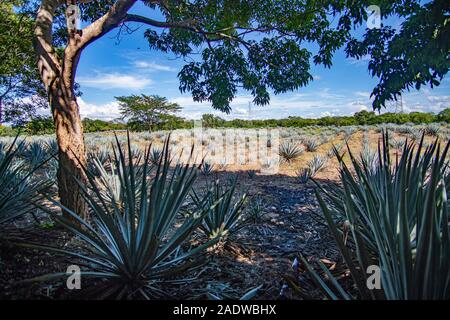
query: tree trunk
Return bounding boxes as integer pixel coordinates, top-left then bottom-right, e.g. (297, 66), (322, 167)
(0, 98), (3, 125)
(34, 0), (137, 219)
(50, 80), (88, 220)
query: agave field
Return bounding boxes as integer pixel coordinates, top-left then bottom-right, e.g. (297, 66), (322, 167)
(0, 123), (449, 300)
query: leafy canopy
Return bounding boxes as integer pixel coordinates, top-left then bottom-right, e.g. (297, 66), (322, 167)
(0, 0), (46, 123)
(116, 94), (181, 130)
(345, 0), (450, 109)
(10, 0), (450, 114)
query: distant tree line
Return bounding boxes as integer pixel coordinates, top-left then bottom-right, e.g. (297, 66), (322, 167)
(200, 109), (450, 129)
(1, 108), (449, 136)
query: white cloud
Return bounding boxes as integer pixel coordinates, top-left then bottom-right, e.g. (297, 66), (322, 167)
(170, 92), (368, 120)
(78, 98), (121, 120)
(359, 105), (369, 111)
(235, 107), (249, 115)
(353, 91), (371, 99)
(77, 73), (153, 90)
(347, 55), (371, 65)
(66, 86), (450, 122)
(134, 61), (177, 72)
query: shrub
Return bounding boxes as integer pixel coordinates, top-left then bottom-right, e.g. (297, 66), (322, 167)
(296, 155), (327, 184)
(192, 178), (248, 241)
(24, 116), (55, 135)
(200, 161), (214, 176)
(0, 136), (50, 227)
(300, 132), (450, 300)
(247, 195), (267, 223)
(279, 142), (304, 162)
(304, 138), (319, 152)
(21, 141), (48, 169)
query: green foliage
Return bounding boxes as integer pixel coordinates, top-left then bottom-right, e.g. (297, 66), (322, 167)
(23, 116), (55, 135)
(193, 178), (248, 241)
(304, 138), (319, 152)
(201, 114), (225, 128)
(279, 142), (304, 163)
(354, 111), (377, 125)
(437, 108), (450, 123)
(302, 132), (450, 299)
(0, 125), (19, 137)
(346, 0), (450, 109)
(0, 0), (46, 124)
(82, 118), (126, 133)
(39, 220), (55, 229)
(1, 109), (448, 136)
(22, 134), (220, 298)
(5, 0), (449, 124)
(0, 136), (50, 227)
(116, 95), (181, 132)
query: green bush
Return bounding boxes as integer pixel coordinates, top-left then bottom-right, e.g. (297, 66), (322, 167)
(24, 116), (55, 135)
(0, 125), (19, 136)
(82, 118), (126, 132)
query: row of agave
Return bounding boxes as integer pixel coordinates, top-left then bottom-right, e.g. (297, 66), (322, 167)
(0, 137), (53, 227)
(278, 137), (324, 163)
(291, 132), (450, 299)
(1, 133), (256, 299)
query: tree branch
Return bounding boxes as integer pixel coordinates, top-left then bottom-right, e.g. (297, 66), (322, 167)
(124, 14), (196, 30)
(63, 0), (138, 88)
(78, 0), (138, 50)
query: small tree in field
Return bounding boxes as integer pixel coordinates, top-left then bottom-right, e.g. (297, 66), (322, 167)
(116, 94), (181, 132)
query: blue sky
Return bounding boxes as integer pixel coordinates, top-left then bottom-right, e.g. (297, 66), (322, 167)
(71, 2), (450, 121)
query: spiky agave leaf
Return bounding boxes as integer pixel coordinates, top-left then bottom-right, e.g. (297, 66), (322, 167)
(279, 142), (304, 163)
(150, 147), (162, 165)
(302, 131), (450, 300)
(308, 155), (328, 176)
(192, 178), (248, 241)
(304, 138), (319, 152)
(20, 133), (220, 299)
(200, 161), (214, 176)
(21, 141), (48, 169)
(0, 136), (51, 226)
